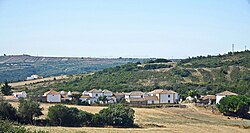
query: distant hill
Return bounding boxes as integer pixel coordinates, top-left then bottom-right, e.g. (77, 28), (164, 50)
(0, 54), (145, 82)
(28, 51), (250, 97)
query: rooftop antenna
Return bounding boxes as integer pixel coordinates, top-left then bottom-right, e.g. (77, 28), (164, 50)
(245, 45), (247, 51)
(232, 44), (234, 55)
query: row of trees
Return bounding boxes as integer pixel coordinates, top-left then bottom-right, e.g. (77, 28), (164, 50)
(0, 99), (136, 128)
(48, 104), (135, 127)
(0, 99), (43, 124)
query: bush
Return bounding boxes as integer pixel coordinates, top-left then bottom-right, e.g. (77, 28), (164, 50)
(217, 95), (250, 117)
(0, 101), (17, 121)
(48, 105), (93, 127)
(97, 104), (135, 127)
(0, 120), (47, 133)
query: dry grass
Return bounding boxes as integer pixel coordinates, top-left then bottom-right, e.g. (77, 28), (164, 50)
(10, 102), (250, 133)
(9, 75), (68, 87)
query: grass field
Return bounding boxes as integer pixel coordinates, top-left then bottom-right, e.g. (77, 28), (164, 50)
(10, 102), (250, 133)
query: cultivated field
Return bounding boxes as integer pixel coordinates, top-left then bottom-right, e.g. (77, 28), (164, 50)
(10, 102), (250, 133)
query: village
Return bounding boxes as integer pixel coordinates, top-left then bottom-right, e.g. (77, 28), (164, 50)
(2, 88), (238, 107)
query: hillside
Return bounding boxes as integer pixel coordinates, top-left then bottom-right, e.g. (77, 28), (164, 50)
(14, 51), (250, 97)
(0, 54), (145, 82)
(15, 51), (250, 98)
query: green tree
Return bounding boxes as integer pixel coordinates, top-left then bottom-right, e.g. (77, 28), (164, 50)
(98, 96), (107, 104)
(47, 105), (93, 127)
(217, 95), (250, 117)
(98, 104), (135, 127)
(0, 81), (12, 96)
(0, 101), (17, 121)
(188, 90), (200, 99)
(18, 98), (43, 124)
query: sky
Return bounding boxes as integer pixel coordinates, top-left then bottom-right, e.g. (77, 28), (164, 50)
(0, 0), (250, 59)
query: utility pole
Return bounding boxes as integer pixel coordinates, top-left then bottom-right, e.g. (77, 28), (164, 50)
(232, 44), (235, 55)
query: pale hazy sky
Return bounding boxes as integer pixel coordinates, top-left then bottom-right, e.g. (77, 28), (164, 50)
(0, 0), (250, 58)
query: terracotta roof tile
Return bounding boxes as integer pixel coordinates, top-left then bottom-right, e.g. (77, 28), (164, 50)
(216, 91), (238, 96)
(149, 89), (177, 94)
(44, 89), (60, 96)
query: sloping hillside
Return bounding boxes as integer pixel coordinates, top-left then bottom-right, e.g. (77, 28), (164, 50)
(0, 55), (145, 82)
(19, 51), (250, 97)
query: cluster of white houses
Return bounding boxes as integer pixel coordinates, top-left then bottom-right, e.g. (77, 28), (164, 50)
(6, 89), (239, 106)
(42, 89), (179, 105)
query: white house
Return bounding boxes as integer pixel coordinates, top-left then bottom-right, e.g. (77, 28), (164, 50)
(43, 89), (61, 103)
(80, 89), (116, 104)
(13, 91), (27, 98)
(216, 91), (238, 104)
(125, 91), (144, 99)
(125, 91), (161, 105)
(144, 96), (159, 104)
(87, 89), (103, 98)
(149, 89), (178, 104)
(102, 89), (113, 97)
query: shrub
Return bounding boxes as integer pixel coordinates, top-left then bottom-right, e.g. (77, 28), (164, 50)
(0, 120), (47, 133)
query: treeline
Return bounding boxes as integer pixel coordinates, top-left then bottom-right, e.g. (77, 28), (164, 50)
(146, 58), (172, 63)
(0, 99), (136, 128)
(144, 64), (172, 70)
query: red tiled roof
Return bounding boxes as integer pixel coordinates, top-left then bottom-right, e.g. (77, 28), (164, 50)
(44, 89), (60, 96)
(144, 96), (158, 100)
(149, 89), (177, 94)
(202, 95), (216, 100)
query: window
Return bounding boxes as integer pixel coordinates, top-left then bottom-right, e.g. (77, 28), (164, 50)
(168, 100), (170, 103)
(152, 101), (154, 104)
(168, 95), (170, 98)
(96, 94), (98, 97)
(141, 95), (143, 98)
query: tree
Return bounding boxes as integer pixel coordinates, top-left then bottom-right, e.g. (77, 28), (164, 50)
(48, 105), (93, 127)
(98, 104), (135, 127)
(98, 96), (107, 104)
(217, 95), (250, 117)
(1, 81), (12, 96)
(18, 98), (43, 124)
(0, 101), (17, 121)
(188, 90), (200, 99)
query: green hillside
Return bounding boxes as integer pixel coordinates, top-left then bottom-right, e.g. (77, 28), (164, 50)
(20, 51), (250, 98)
